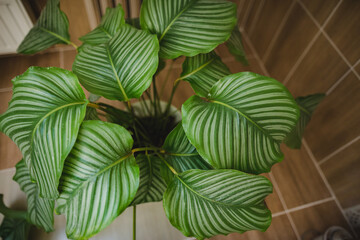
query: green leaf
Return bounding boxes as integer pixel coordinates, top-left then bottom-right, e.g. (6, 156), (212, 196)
(140, 0), (237, 59)
(0, 67), (88, 199)
(161, 122), (212, 183)
(126, 18), (141, 29)
(56, 121), (139, 240)
(84, 107), (100, 121)
(17, 0), (70, 54)
(226, 27), (248, 65)
(99, 103), (133, 128)
(73, 24), (159, 101)
(182, 72), (300, 174)
(132, 154), (167, 205)
(0, 195), (27, 220)
(80, 4), (125, 46)
(0, 218), (31, 240)
(179, 51), (231, 97)
(284, 93), (325, 149)
(13, 160), (54, 232)
(163, 169), (272, 239)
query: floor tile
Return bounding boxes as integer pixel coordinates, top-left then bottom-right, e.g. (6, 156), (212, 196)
(305, 72), (360, 160)
(321, 138), (360, 208)
(63, 49), (77, 71)
(264, 3), (318, 82)
(225, 57), (265, 76)
(285, 33), (348, 97)
(271, 145), (331, 209)
(324, 0), (360, 65)
(262, 173), (284, 214)
(291, 200), (351, 240)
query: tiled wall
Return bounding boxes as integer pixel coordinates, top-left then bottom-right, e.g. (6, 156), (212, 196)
(0, 0), (359, 239)
(235, 0), (360, 239)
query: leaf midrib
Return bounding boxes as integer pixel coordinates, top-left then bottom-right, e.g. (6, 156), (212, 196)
(59, 153), (133, 208)
(31, 101), (87, 143)
(106, 45), (129, 101)
(180, 58), (215, 81)
(175, 174), (248, 208)
(210, 100), (275, 141)
(298, 104), (311, 117)
(159, 0), (197, 42)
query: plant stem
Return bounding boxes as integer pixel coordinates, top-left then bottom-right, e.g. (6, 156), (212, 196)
(164, 81), (180, 116)
(87, 102), (100, 109)
(133, 205), (136, 240)
(156, 153), (178, 175)
(159, 60), (174, 99)
(132, 147), (163, 153)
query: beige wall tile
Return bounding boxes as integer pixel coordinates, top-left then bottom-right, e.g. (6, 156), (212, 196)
(324, 0), (360, 65)
(264, 3), (318, 82)
(271, 146), (331, 208)
(305, 73), (360, 160)
(291, 201), (351, 239)
(321, 139), (360, 208)
(285, 34), (348, 97)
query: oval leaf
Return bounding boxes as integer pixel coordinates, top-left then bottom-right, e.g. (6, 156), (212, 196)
(179, 51), (230, 97)
(0, 67), (88, 199)
(163, 169), (272, 239)
(80, 4), (125, 46)
(73, 24), (159, 101)
(182, 72), (300, 173)
(13, 159), (54, 232)
(162, 122), (211, 183)
(56, 121), (139, 240)
(140, 0), (237, 59)
(284, 93), (325, 149)
(132, 154), (167, 205)
(17, 0), (70, 54)
(226, 27), (248, 65)
(0, 217), (30, 240)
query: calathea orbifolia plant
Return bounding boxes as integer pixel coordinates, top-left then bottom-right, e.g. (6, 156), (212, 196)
(0, 0), (325, 239)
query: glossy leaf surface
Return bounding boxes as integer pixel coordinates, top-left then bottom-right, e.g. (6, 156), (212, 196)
(182, 72), (299, 173)
(56, 121), (139, 239)
(0, 67), (88, 199)
(284, 93), (325, 149)
(179, 52), (230, 97)
(13, 159), (54, 232)
(73, 24), (159, 101)
(17, 0), (70, 54)
(140, 0), (237, 59)
(163, 169), (272, 239)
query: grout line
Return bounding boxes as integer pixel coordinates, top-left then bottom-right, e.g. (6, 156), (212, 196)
(239, 0), (254, 32)
(0, 87), (12, 93)
(248, 0), (265, 37)
(303, 140), (358, 237)
(262, 1), (297, 64)
(283, 0), (342, 85)
(296, 0), (360, 80)
(272, 197), (334, 218)
(283, 31), (321, 85)
(269, 173), (301, 240)
(326, 58), (360, 95)
(319, 136), (360, 165)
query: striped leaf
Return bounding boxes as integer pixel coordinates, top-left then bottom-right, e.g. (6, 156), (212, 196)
(132, 154), (167, 205)
(13, 159), (54, 232)
(0, 218), (30, 240)
(80, 4), (125, 46)
(182, 72), (300, 174)
(0, 67), (88, 199)
(140, 0), (237, 59)
(284, 93), (325, 149)
(162, 122), (211, 183)
(163, 169), (272, 239)
(179, 52), (231, 97)
(226, 27), (248, 65)
(17, 0), (70, 54)
(56, 121), (139, 240)
(84, 107), (100, 121)
(73, 24), (159, 101)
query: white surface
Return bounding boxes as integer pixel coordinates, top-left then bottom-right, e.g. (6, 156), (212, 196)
(0, 0), (33, 54)
(0, 168), (186, 239)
